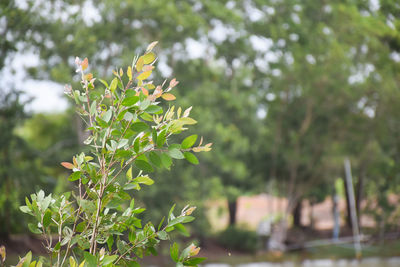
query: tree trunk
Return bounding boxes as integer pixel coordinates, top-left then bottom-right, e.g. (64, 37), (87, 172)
(343, 176), (353, 230)
(228, 199), (237, 226)
(292, 200), (302, 228)
(268, 195), (297, 251)
(355, 170), (365, 226)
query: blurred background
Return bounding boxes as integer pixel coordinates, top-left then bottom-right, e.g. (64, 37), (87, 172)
(2, 0), (400, 266)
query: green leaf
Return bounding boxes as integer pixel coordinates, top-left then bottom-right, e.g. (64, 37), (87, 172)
(76, 221), (86, 232)
(121, 95), (139, 107)
(28, 223), (42, 234)
(107, 236), (114, 251)
(131, 121), (148, 132)
(103, 109), (112, 123)
(110, 78), (118, 93)
(181, 135), (197, 149)
(117, 240), (128, 254)
(168, 204), (176, 220)
(83, 251), (97, 267)
(128, 231), (136, 243)
(135, 160), (154, 173)
(43, 210), (52, 228)
(139, 99), (151, 110)
(168, 148), (185, 159)
(183, 258), (207, 266)
(149, 152), (162, 168)
(19, 205), (31, 213)
(170, 242), (179, 262)
(157, 231), (168, 240)
(126, 166), (133, 180)
(68, 171), (82, 181)
(158, 216), (165, 231)
(168, 216), (195, 227)
(89, 100), (97, 115)
(117, 139), (129, 149)
(152, 129), (157, 145)
(134, 176), (154, 185)
(21, 251), (32, 267)
(145, 105), (162, 114)
(101, 255), (118, 265)
(99, 79), (109, 88)
(140, 112), (153, 122)
(54, 242), (61, 251)
(174, 223), (190, 237)
(156, 130), (166, 148)
(183, 152), (199, 165)
(161, 153), (172, 169)
(130, 198), (135, 209)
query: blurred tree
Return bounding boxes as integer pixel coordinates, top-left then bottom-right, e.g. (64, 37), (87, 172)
(247, 0), (400, 249)
(0, 91), (38, 238)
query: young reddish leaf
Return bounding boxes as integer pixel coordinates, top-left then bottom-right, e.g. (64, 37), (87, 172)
(141, 87), (149, 96)
(137, 71), (152, 80)
(84, 73), (93, 81)
(169, 78), (179, 88)
(161, 93), (176, 101)
(61, 162), (74, 169)
(153, 86), (163, 97)
(142, 65), (154, 72)
(81, 58), (88, 70)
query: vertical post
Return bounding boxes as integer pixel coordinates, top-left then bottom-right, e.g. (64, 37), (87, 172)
(344, 158), (362, 259)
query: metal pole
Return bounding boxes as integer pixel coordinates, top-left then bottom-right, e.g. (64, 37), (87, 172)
(344, 158), (362, 259)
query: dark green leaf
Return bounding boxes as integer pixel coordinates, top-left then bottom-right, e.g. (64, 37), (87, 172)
(102, 255), (118, 265)
(131, 122), (148, 132)
(160, 153), (172, 169)
(174, 223), (190, 237)
(122, 95), (139, 107)
(170, 242), (179, 262)
(156, 130), (166, 148)
(84, 251), (97, 267)
(107, 236), (114, 251)
(149, 152), (162, 168)
(76, 221), (86, 232)
(28, 223), (42, 234)
(43, 210), (52, 228)
(135, 160), (154, 173)
(183, 258), (207, 266)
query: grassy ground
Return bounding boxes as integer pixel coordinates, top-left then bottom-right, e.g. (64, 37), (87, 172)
(201, 239), (400, 265)
(3, 236), (400, 266)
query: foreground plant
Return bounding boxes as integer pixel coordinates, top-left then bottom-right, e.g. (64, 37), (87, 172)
(18, 42), (210, 266)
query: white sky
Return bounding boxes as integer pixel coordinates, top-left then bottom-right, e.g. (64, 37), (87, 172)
(0, 52), (68, 113)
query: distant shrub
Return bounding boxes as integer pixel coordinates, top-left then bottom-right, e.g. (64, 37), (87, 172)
(217, 226), (259, 253)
